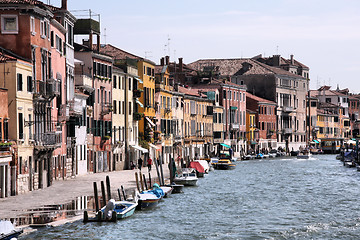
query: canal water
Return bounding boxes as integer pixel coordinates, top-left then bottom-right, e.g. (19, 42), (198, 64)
(22, 155), (360, 239)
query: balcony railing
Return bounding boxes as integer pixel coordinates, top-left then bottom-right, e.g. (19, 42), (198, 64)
(133, 112), (144, 121)
(46, 78), (60, 97)
(133, 89), (143, 98)
(75, 75), (93, 90)
(69, 100), (83, 116)
(33, 79), (60, 99)
(282, 106), (294, 113)
(34, 132), (62, 148)
(282, 128), (293, 135)
(230, 123), (240, 130)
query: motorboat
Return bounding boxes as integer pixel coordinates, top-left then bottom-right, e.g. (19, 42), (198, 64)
(243, 155), (255, 160)
(173, 168), (198, 186)
(165, 183), (184, 194)
(135, 190), (161, 210)
(0, 220), (23, 240)
(255, 153), (264, 159)
(189, 161), (205, 177)
(297, 152), (311, 159)
(215, 159), (236, 170)
(101, 199), (137, 220)
(195, 160), (210, 173)
(344, 161), (356, 168)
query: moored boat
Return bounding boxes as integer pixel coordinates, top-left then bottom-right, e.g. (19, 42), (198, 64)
(135, 191), (161, 210)
(159, 186), (173, 198)
(0, 220), (23, 240)
(101, 200), (137, 219)
(215, 159), (236, 170)
(173, 168), (198, 186)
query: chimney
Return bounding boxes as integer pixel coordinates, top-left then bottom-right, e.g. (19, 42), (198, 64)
(61, 0), (67, 10)
(179, 57), (183, 73)
(273, 55), (281, 66)
(165, 56), (169, 65)
(290, 54), (294, 65)
(160, 57), (165, 66)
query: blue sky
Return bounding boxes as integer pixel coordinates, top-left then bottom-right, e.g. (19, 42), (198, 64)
(49, 0), (360, 92)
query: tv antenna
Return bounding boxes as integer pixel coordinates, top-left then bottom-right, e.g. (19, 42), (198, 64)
(103, 28), (107, 44)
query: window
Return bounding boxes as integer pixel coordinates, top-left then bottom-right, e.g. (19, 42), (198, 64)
(30, 16), (35, 35)
(1, 15), (18, 34)
(17, 73), (23, 91)
(129, 77), (132, 90)
(50, 31), (54, 47)
(55, 35), (63, 53)
(325, 98), (331, 103)
(129, 102), (132, 115)
(18, 113), (23, 139)
(27, 76), (33, 92)
(113, 76), (117, 88)
(113, 100), (117, 114)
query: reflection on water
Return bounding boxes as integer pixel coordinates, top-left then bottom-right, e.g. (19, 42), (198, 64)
(10, 196), (95, 227)
(21, 155), (360, 239)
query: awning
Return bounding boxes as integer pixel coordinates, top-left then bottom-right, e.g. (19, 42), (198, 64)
(134, 76), (143, 84)
(149, 143), (160, 150)
(230, 106), (237, 110)
(145, 116), (156, 128)
(136, 99), (144, 108)
(312, 140), (320, 143)
(130, 145), (148, 153)
(220, 143), (231, 148)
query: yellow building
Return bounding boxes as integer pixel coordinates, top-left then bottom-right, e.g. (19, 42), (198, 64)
(179, 86), (213, 160)
(138, 59), (156, 134)
(155, 65), (173, 163)
(246, 110), (257, 153)
(0, 50), (34, 194)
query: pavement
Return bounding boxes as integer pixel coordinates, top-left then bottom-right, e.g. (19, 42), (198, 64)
(0, 165), (169, 220)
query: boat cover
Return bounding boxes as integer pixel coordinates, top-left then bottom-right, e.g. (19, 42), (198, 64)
(0, 220), (15, 235)
(189, 162), (205, 173)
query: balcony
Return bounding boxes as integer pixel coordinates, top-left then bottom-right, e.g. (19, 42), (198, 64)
(282, 106), (294, 113)
(101, 103), (112, 115)
(34, 132), (62, 148)
(174, 135), (182, 142)
(282, 128), (293, 135)
(46, 78), (60, 98)
(75, 75), (93, 91)
(164, 108), (171, 114)
(0, 143), (12, 157)
(230, 123), (240, 130)
(33, 79), (60, 99)
(69, 100), (83, 116)
(58, 104), (69, 122)
(133, 89), (143, 98)
(133, 112), (144, 121)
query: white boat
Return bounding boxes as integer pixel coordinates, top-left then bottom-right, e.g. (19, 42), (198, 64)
(173, 168), (198, 186)
(195, 160), (210, 173)
(297, 152), (311, 159)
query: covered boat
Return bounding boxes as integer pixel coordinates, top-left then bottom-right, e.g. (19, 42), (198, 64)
(0, 220), (23, 240)
(189, 161), (205, 177)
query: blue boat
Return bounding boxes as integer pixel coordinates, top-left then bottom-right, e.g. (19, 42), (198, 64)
(101, 200), (137, 220)
(135, 188), (162, 210)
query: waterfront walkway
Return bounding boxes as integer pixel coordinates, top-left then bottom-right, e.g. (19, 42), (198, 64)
(0, 166), (169, 220)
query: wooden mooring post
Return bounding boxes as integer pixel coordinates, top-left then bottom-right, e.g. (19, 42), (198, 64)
(100, 181), (106, 207)
(93, 182), (99, 212)
(143, 174), (148, 190)
(106, 175), (111, 200)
